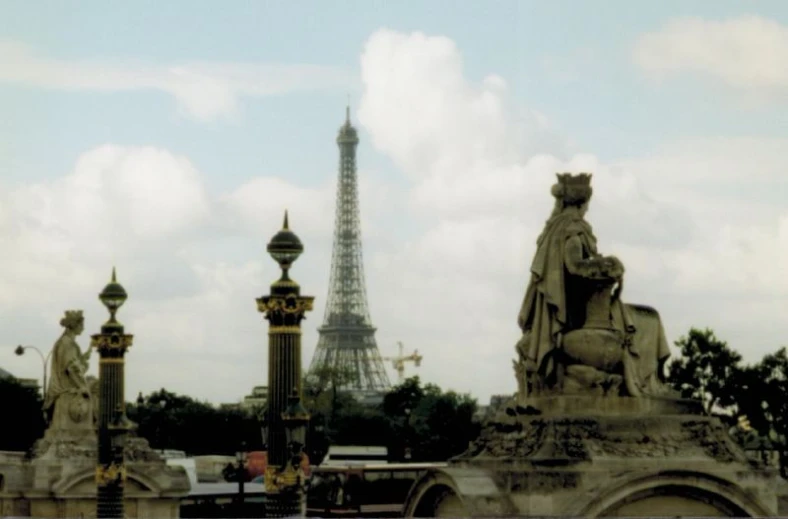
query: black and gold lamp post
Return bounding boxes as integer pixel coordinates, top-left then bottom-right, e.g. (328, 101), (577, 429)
(256, 212), (313, 517)
(281, 392), (310, 516)
(91, 268), (134, 519)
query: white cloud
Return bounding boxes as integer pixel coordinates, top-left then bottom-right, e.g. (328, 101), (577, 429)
(358, 29), (788, 400)
(633, 15), (788, 94)
(0, 140), (398, 405)
(220, 176), (335, 238)
(0, 145), (211, 312)
(3, 29), (788, 408)
(0, 41), (354, 121)
(0, 144), (332, 404)
(358, 29), (565, 193)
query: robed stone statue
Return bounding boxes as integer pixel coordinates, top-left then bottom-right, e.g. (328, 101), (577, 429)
(43, 310), (96, 433)
(514, 173), (671, 400)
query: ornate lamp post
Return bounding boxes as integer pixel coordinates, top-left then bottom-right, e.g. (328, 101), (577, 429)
(14, 344), (51, 396)
(261, 411), (269, 450)
(234, 440), (248, 516)
(281, 391), (310, 516)
(91, 268), (134, 519)
(257, 211), (314, 518)
(404, 407), (413, 461)
(283, 390), (310, 462)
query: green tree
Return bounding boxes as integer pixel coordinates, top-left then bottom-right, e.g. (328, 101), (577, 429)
(304, 365), (358, 418)
(125, 376), (480, 467)
(667, 328), (743, 415)
(737, 349), (788, 471)
(666, 330), (788, 476)
(383, 377), (479, 462)
(303, 367), (378, 464)
(127, 389), (262, 457)
(0, 377), (46, 452)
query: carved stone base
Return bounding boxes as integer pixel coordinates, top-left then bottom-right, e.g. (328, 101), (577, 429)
(0, 433), (190, 518)
(563, 365), (623, 396)
(404, 397), (784, 517)
(562, 328), (625, 373)
(510, 393), (704, 417)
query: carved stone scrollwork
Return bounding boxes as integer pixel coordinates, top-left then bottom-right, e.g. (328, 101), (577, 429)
(33, 436), (97, 459)
(124, 436), (162, 462)
(509, 471), (580, 493)
(460, 412), (746, 465)
(464, 420), (547, 459)
(682, 420), (739, 463)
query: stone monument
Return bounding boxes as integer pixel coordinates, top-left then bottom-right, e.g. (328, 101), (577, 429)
(0, 308), (190, 518)
(403, 173), (785, 517)
(37, 310), (97, 458)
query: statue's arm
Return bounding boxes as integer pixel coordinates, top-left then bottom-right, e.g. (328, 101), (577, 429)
(65, 353), (89, 392)
(565, 235), (623, 280)
(564, 235), (597, 277)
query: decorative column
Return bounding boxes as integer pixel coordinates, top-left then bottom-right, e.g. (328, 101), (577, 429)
(257, 212), (314, 517)
(91, 268), (134, 519)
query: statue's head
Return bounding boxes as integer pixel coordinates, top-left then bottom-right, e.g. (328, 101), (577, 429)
(551, 173), (593, 212)
(60, 310), (85, 334)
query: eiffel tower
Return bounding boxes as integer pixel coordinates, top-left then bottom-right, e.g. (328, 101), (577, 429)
(307, 107), (391, 396)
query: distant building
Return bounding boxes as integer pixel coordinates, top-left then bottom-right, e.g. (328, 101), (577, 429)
(218, 385), (268, 416)
(0, 366), (40, 391)
(473, 394), (511, 423)
(241, 385), (267, 414)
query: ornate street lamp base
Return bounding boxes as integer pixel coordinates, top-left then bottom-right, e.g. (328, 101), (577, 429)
(97, 484), (124, 519)
(265, 491), (303, 518)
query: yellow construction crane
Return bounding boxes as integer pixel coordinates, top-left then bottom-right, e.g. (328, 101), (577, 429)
(383, 341), (422, 383)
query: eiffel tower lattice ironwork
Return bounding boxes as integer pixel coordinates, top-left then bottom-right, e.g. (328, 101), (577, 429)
(307, 107), (391, 392)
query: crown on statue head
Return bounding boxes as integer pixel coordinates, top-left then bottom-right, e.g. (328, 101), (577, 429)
(60, 309), (85, 329)
(551, 172), (593, 204)
(556, 172), (592, 188)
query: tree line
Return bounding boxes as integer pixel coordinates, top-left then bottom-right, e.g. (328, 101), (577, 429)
(667, 328), (788, 446)
(0, 371), (479, 468)
(2, 328), (786, 472)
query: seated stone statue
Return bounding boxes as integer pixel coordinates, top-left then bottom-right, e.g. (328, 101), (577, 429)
(514, 173), (671, 400)
(43, 310), (95, 434)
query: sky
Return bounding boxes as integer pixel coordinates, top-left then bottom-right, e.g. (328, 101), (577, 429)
(1, 1), (788, 406)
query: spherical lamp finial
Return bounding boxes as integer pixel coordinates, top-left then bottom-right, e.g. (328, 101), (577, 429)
(99, 267), (128, 326)
(267, 210), (304, 278)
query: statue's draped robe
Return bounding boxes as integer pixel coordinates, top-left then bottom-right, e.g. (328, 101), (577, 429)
(517, 210), (671, 396)
(44, 334), (93, 431)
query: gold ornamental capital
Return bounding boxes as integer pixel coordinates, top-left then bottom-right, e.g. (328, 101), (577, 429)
(95, 463), (126, 487)
(91, 333), (134, 353)
(256, 295), (314, 317)
(264, 465), (281, 494)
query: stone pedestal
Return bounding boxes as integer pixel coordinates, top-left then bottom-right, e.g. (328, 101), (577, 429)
(0, 434), (190, 518)
(404, 396), (784, 517)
